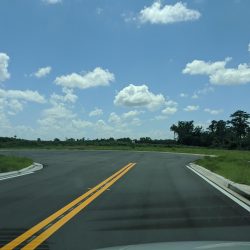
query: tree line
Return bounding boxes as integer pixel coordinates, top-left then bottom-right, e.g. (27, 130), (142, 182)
(170, 110), (250, 149)
(0, 110), (249, 150)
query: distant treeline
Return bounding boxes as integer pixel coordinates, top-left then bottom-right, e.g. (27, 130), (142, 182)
(0, 110), (249, 150)
(0, 136), (176, 148)
(171, 110), (250, 149)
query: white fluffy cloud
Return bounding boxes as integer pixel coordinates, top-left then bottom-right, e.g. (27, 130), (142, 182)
(161, 106), (178, 115)
(155, 100), (178, 120)
(108, 112), (122, 124)
(42, 0), (62, 4)
(210, 64), (250, 85)
(55, 67), (115, 89)
(114, 84), (165, 111)
(0, 88), (46, 116)
(108, 111), (142, 128)
(183, 58), (229, 75)
(0, 53), (10, 82)
(72, 119), (92, 129)
(38, 104), (76, 131)
(34, 66), (52, 78)
(0, 89), (46, 103)
(183, 57), (250, 85)
(138, 1), (201, 24)
(122, 110), (143, 119)
(204, 108), (223, 115)
(89, 108), (103, 117)
(184, 105), (199, 112)
(50, 88), (77, 105)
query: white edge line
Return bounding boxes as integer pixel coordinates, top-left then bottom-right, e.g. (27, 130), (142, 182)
(186, 165), (250, 213)
(0, 171), (34, 181)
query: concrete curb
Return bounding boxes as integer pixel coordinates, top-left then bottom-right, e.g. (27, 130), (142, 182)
(0, 162), (43, 181)
(187, 163), (250, 206)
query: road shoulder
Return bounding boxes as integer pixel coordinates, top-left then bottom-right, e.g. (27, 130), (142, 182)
(187, 163), (250, 208)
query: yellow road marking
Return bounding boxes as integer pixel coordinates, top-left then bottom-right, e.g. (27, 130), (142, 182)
(0, 162), (135, 250)
(22, 163), (136, 250)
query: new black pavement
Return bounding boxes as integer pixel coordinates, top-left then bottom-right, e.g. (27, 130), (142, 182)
(0, 150), (249, 250)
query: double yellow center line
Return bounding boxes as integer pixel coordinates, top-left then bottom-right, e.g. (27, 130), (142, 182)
(1, 162), (136, 250)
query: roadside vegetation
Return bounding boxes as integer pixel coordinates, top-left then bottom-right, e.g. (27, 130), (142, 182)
(0, 155), (33, 173)
(195, 151), (250, 185)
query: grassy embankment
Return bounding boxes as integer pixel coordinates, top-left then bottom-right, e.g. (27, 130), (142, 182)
(0, 155), (33, 173)
(195, 150), (250, 185)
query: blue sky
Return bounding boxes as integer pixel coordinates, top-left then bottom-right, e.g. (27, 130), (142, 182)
(0, 0), (250, 140)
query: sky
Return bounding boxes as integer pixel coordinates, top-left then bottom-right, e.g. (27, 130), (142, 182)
(0, 0), (250, 140)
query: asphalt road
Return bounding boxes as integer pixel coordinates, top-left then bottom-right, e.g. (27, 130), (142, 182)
(0, 150), (250, 250)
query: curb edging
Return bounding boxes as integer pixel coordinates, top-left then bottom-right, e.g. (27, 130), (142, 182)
(187, 163), (250, 206)
(0, 162), (43, 180)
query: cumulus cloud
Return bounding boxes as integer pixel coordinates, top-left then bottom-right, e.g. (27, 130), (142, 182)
(122, 110), (143, 119)
(108, 110), (143, 128)
(210, 64), (250, 85)
(114, 84), (165, 111)
(55, 67), (115, 89)
(154, 99), (178, 120)
(38, 104), (77, 133)
(183, 57), (250, 85)
(108, 112), (122, 124)
(204, 108), (223, 115)
(42, 105), (75, 121)
(42, 0), (62, 4)
(7, 99), (23, 115)
(0, 89), (46, 103)
(0, 53), (10, 82)
(50, 88), (77, 105)
(183, 58), (229, 75)
(138, 1), (201, 25)
(89, 108), (103, 117)
(34, 66), (52, 78)
(184, 105), (199, 111)
(72, 119), (92, 129)
(0, 88), (46, 116)
(161, 106), (178, 115)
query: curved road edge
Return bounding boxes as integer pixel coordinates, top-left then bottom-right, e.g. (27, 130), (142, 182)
(0, 162), (43, 181)
(187, 163), (250, 208)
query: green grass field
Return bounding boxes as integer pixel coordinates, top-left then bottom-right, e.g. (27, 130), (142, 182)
(0, 155), (33, 173)
(195, 150), (250, 185)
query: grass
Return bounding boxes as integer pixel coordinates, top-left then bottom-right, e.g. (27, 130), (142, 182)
(0, 155), (33, 173)
(195, 150), (250, 185)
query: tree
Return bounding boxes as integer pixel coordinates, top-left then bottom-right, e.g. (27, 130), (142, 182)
(229, 110), (250, 142)
(170, 121), (194, 144)
(208, 120), (228, 146)
(139, 137), (152, 143)
(208, 120), (217, 134)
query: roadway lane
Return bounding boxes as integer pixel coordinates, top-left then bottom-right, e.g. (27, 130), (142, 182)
(0, 150), (250, 250)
